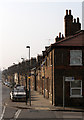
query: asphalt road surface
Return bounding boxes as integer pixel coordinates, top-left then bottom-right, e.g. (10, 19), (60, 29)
(2, 84), (10, 103)
(0, 84), (84, 120)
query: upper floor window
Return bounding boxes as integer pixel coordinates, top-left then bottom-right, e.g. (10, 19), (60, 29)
(70, 50), (82, 66)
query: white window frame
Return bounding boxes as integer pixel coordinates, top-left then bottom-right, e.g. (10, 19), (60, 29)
(70, 50), (82, 66)
(70, 80), (83, 98)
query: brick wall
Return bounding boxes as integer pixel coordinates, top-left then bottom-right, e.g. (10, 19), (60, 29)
(54, 47), (84, 107)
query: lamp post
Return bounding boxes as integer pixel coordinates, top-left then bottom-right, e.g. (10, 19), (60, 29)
(21, 57), (28, 105)
(26, 46), (31, 106)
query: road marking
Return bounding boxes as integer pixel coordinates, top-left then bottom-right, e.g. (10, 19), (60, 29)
(14, 109), (21, 119)
(0, 106), (6, 120)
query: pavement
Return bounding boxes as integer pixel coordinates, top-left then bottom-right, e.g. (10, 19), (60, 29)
(12, 90), (84, 112)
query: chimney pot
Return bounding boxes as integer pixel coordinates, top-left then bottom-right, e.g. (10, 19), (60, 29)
(59, 32), (61, 38)
(77, 17), (79, 23)
(66, 10), (68, 15)
(55, 36), (58, 42)
(74, 19), (76, 23)
(62, 34), (64, 38)
(69, 10), (71, 15)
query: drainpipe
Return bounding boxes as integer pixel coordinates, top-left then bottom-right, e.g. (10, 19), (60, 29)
(44, 65), (45, 98)
(35, 69), (37, 91)
(51, 51), (53, 105)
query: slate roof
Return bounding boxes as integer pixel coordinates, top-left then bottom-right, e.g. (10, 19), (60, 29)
(51, 30), (84, 47)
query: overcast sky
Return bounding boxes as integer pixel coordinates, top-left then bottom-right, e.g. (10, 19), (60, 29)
(0, 0), (83, 70)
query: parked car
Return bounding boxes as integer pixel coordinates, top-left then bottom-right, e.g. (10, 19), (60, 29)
(4, 81), (8, 86)
(3, 81), (6, 85)
(7, 82), (10, 87)
(14, 84), (21, 88)
(10, 86), (26, 101)
(9, 83), (13, 88)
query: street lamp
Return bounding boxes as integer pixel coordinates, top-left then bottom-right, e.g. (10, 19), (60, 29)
(26, 46), (31, 106)
(21, 57), (28, 105)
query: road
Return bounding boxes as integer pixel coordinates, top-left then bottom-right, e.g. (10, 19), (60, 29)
(0, 84), (84, 120)
(2, 84), (10, 103)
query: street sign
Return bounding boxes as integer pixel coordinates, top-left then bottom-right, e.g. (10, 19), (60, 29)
(65, 77), (74, 81)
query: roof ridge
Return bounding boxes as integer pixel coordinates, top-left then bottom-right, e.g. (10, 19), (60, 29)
(54, 30), (84, 44)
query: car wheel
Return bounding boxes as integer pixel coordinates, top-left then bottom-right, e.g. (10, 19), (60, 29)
(10, 96), (11, 99)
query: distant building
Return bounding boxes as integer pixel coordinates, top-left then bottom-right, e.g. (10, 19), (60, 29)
(2, 57), (36, 87)
(0, 70), (2, 80)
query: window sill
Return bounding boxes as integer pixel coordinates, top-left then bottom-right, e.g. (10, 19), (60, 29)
(70, 95), (83, 98)
(70, 64), (83, 66)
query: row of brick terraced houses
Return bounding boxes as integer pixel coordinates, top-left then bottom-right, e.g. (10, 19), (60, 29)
(2, 10), (84, 108)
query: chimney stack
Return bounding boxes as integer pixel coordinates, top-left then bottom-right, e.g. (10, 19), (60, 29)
(64, 9), (81, 37)
(55, 33), (64, 42)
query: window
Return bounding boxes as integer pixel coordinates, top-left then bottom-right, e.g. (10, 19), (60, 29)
(70, 80), (82, 97)
(70, 50), (82, 66)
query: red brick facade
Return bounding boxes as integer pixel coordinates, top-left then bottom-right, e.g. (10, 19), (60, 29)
(34, 10), (84, 108)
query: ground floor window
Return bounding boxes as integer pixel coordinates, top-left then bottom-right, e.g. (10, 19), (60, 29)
(70, 80), (82, 97)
